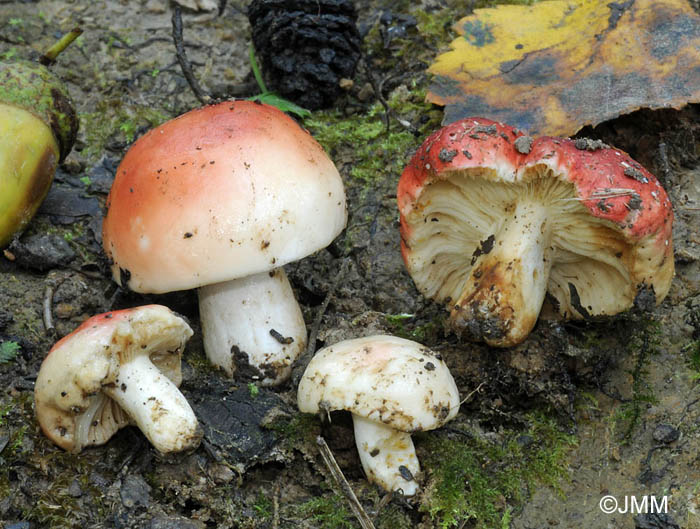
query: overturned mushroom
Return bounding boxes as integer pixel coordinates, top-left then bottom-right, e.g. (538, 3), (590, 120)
(297, 335), (460, 495)
(102, 101), (347, 385)
(35, 305), (201, 454)
(398, 117), (674, 346)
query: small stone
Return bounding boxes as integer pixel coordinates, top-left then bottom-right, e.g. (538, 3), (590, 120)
(634, 512), (680, 529)
(67, 479), (83, 498)
(515, 434), (534, 448)
(357, 83), (375, 102)
(144, 0), (167, 14)
(149, 515), (205, 529)
(514, 135), (534, 154)
(208, 463), (235, 484)
(652, 423), (679, 444)
(573, 137), (608, 151)
(90, 471), (109, 488)
(120, 474), (151, 509)
(171, 0), (218, 11)
(54, 303), (76, 320)
(8, 233), (76, 272)
(6, 522), (31, 529)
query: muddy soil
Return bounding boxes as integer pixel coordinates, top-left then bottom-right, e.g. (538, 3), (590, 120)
(0, 1), (699, 528)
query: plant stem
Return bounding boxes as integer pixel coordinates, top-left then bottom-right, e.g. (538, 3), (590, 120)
(40, 27), (83, 65)
(249, 44), (267, 93)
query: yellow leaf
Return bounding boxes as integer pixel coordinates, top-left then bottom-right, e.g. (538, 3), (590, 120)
(427, 0), (700, 136)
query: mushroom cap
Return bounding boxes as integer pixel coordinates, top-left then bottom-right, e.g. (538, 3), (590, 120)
(398, 117), (674, 321)
(102, 101), (347, 293)
(34, 305), (193, 452)
(297, 335), (460, 432)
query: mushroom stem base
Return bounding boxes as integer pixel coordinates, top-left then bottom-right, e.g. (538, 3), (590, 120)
(198, 268), (307, 386)
(103, 354), (201, 453)
(352, 414), (420, 496)
(450, 198), (553, 346)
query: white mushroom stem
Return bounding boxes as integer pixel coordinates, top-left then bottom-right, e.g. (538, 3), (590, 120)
(450, 197), (554, 347)
(352, 414), (420, 496)
(103, 354), (201, 453)
(198, 267), (307, 386)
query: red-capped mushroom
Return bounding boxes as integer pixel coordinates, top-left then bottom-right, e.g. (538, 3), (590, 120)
(35, 305), (201, 453)
(398, 118), (674, 347)
(102, 101), (347, 385)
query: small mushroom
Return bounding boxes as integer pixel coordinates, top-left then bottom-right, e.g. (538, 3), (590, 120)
(297, 335), (460, 495)
(102, 101), (347, 385)
(398, 117), (674, 346)
(34, 305), (201, 454)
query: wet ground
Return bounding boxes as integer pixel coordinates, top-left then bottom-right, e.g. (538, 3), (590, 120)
(0, 1), (699, 528)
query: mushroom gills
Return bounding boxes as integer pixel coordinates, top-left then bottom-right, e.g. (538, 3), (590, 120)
(198, 267), (307, 385)
(352, 414), (420, 496)
(103, 354), (201, 453)
(408, 172), (639, 345)
(71, 395), (128, 453)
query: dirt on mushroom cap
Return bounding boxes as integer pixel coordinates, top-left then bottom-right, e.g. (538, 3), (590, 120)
(297, 335), (460, 432)
(102, 101), (347, 294)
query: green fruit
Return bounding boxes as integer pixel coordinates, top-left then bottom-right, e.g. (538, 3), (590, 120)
(0, 60), (78, 247)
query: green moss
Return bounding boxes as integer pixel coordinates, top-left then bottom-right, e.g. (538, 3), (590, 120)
(252, 491), (273, 519)
(23, 447), (106, 528)
(0, 340), (20, 364)
(376, 503), (413, 529)
(415, 9), (458, 48)
(27, 216), (95, 264)
(611, 316), (662, 442)
(686, 339), (700, 379)
(264, 412), (320, 450)
(421, 412), (576, 528)
(184, 345), (218, 374)
(248, 382), (260, 398)
(79, 101), (169, 162)
(295, 495), (354, 529)
(385, 312), (445, 343)
(684, 299), (700, 379)
(306, 102), (416, 185)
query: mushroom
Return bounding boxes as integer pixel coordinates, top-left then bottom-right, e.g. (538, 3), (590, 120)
(297, 335), (460, 495)
(102, 101), (347, 385)
(35, 305), (201, 454)
(398, 117), (674, 347)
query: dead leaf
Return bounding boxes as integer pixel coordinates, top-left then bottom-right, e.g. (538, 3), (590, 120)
(427, 0), (700, 137)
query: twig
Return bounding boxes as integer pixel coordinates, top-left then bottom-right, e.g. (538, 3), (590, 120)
(42, 284), (55, 336)
(291, 257), (351, 386)
(171, 5), (212, 104)
(316, 436), (376, 529)
(373, 491), (393, 522)
(460, 382), (485, 406)
(362, 57), (390, 131)
(361, 57), (418, 135)
(272, 481), (280, 529)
